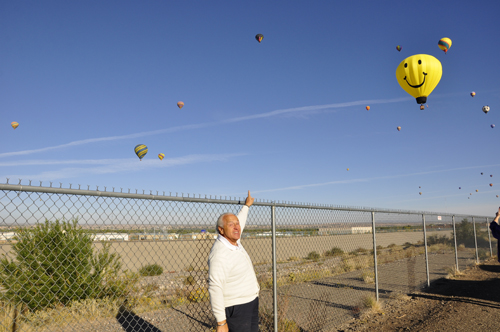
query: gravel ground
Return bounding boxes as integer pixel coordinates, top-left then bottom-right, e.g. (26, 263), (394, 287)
(337, 258), (500, 332)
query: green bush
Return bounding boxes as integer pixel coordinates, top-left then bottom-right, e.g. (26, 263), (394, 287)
(306, 251), (320, 261)
(139, 264), (163, 276)
(0, 219), (133, 311)
(325, 247), (344, 257)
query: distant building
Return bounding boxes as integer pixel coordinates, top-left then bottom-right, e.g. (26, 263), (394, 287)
(351, 227), (372, 234)
(92, 233), (129, 241)
(0, 232), (17, 241)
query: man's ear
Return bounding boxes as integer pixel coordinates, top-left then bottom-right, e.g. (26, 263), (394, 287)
(218, 226), (224, 235)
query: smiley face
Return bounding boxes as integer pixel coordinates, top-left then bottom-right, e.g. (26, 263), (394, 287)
(396, 54), (442, 105)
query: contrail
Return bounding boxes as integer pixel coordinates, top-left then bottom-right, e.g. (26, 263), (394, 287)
(0, 97), (411, 158)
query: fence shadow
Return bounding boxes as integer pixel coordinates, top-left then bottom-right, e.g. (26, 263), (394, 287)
(411, 265), (500, 308)
(116, 305), (163, 332)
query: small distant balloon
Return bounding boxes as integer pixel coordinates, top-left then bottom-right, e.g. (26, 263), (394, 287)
(491, 124), (495, 128)
(158, 153), (165, 160)
(396, 45), (402, 52)
(134, 144), (148, 161)
(366, 106), (370, 111)
(419, 186), (421, 188)
(438, 37), (452, 54)
(255, 34), (264, 43)
(397, 126), (401, 131)
(11, 122), (19, 129)
(490, 183), (493, 187)
(497, 195), (499, 198)
(481, 172), (484, 175)
(483, 106), (490, 114)
(476, 189), (479, 192)
(177, 101), (184, 109)
(459, 187), (461, 189)
(346, 168), (349, 171)
(470, 91), (476, 97)
(419, 192), (422, 195)
(491, 175), (493, 177)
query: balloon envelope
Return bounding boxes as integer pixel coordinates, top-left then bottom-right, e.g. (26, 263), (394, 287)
(11, 122), (19, 129)
(396, 45), (402, 52)
(459, 187), (461, 189)
(490, 183), (493, 187)
(482, 106), (490, 114)
(438, 38), (452, 53)
(396, 54), (442, 105)
(366, 106), (370, 111)
(470, 91), (476, 97)
(158, 153), (165, 160)
(491, 124), (495, 128)
(397, 126), (401, 131)
(134, 144), (148, 160)
(177, 101), (184, 109)
(255, 34), (263, 43)
(419, 192), (422, 195)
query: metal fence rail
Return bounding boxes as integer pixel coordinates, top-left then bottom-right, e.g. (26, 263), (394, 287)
(0, 181), (495, 332)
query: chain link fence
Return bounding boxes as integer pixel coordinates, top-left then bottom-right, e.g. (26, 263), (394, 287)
(0, 180), (495, 331)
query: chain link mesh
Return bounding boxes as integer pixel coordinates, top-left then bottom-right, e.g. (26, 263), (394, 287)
(0, 183), (494, 331)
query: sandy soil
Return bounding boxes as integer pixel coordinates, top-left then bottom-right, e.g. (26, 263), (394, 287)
(337, 258), (500, 332)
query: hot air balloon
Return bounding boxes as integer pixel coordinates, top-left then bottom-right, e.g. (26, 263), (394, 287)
(497, 195), (499, 198)
(177, 101), (184, 109)
(396, 54), (442, 106)
(483, 106), (490, 114)
(481, 173), (484, 175)
(491, 175), (493, 177)
(490, 183), (493, 187)
(438, 38), (452, 54)
(158, 153), (165, 160)
(346, 168), (349, 171)
(419, 186), (421, 188)
(419, 192), (422, 195)
(459, 187), (461, 189)
(134, 144), (148, 161)
(366, 106), (370, 111)
(420, 105), (425, 110)
(397, 126), (401, 131)
(11, 122), (19, 129)
(470, 91), (476, 97)
(255, 34), (263, 43)
(396, 45), (402, 52)
(476, 189), (479, 192)
(491, 124), (495, 128)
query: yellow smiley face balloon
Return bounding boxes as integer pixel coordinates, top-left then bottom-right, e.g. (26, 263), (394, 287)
(396, 54), (442, 105)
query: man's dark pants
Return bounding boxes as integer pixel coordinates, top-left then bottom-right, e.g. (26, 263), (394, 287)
(225, 297), (259, 332)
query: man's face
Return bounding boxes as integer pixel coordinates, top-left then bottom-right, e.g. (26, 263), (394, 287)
(219, 214), (241, 245)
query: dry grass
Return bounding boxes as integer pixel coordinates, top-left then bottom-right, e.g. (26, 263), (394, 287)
(362, 295), (383, 314)
(444, 266), (464, 279)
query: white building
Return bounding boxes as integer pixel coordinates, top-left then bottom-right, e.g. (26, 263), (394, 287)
(351, 227), (372, 234)
(92, 233), (129, 241)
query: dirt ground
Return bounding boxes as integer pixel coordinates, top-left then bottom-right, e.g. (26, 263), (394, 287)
(337, 258), (500, 332)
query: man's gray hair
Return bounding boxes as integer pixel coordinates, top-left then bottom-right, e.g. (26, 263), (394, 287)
(216, 213), (234, 234)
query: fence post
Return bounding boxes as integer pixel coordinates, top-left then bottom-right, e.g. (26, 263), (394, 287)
(487, 217), (493, 258)
(271, 205), (278, 332)
(371, 211), (379, 301)
(422, 214), (430, 288)
(473, 217), (479, 263)
(452, 216), (459, 272)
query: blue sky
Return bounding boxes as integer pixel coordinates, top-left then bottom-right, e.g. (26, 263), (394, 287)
(1, 0), (499, 216)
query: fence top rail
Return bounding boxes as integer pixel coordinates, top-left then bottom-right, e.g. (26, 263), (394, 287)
(0, 183), (491, 219)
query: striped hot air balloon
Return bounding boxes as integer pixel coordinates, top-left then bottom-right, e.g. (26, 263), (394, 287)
(11, 122), (19, 129)
(255, 34), (263, 43)
(177, 101), (184, 109)
(396, 45), (402, 52)
(158, 153), (165, 160)
(470, 91), (476, 97)
(438, 38), (452, 54)
(134, 144), (148, 161)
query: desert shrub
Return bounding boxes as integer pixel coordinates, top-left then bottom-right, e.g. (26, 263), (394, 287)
(387, 243), (397, 248)
(184, 276), (196, 285)
(361, 271), (375, 284)
(478, 248), (489, 260)
(188, 288), (209, 303)
(325, 247), (344, 257)
(306, 251), (320, 261)
(355, 247), (368, 254)
(0, 219), (132, 312)
(139, 264), (163, 276)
